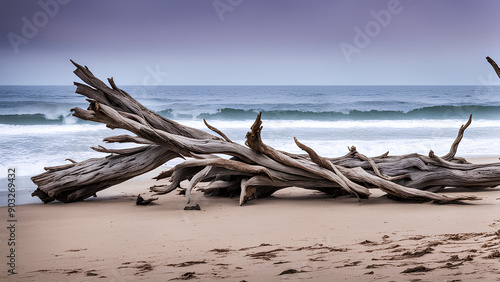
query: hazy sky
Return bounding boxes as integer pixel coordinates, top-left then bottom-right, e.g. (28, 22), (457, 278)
(1, 0), (500, 85)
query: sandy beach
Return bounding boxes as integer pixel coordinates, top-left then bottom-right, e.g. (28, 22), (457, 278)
(3, 0), (500, 280)
(2, 158), (500, 281)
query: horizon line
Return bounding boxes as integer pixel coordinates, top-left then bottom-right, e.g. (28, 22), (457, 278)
(1, 84), (499, 87)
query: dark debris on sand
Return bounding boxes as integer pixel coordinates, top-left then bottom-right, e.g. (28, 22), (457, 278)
(184, 203), (201, 210)
(168, 261), (207, 267)
(246, 248), (284, 261)
(170, 272), (196, 280)
(136, 194), (158, 205)
(401, 265), (433, 273)
(278, 269), (308, 275)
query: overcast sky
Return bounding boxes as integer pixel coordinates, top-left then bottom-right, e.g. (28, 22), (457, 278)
(1, 0), (500, 85)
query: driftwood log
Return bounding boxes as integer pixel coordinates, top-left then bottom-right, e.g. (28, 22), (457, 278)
(31, 59), (500, 205)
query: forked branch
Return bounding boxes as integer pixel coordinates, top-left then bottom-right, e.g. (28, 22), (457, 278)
(30, 61), (500, 206)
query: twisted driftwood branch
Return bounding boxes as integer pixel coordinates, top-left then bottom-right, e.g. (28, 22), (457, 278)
(30, 61), (500, 205)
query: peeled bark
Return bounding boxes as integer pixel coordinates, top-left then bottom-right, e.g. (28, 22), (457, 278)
(31, 61), (500, 205)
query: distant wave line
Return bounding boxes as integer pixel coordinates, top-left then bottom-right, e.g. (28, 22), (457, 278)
(2, 105), (500, 125)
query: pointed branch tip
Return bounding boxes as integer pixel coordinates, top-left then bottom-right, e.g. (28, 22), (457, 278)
(486, 56), (500, 79)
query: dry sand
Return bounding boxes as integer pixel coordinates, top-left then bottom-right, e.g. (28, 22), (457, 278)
(2, 158), (500, 281)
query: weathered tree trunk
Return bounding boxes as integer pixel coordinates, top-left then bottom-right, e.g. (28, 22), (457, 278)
(31, 60), (500, 205)
(32, 145), (178, 203)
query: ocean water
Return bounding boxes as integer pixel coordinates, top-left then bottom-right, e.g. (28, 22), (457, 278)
(2, 85), (500, 202)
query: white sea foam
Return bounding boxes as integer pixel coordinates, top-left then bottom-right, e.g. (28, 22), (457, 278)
(178, 119), (500, 130)
(2, 117), (498, 179)
(0, 119), (497, 138)
(0, 124), (107, 136)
